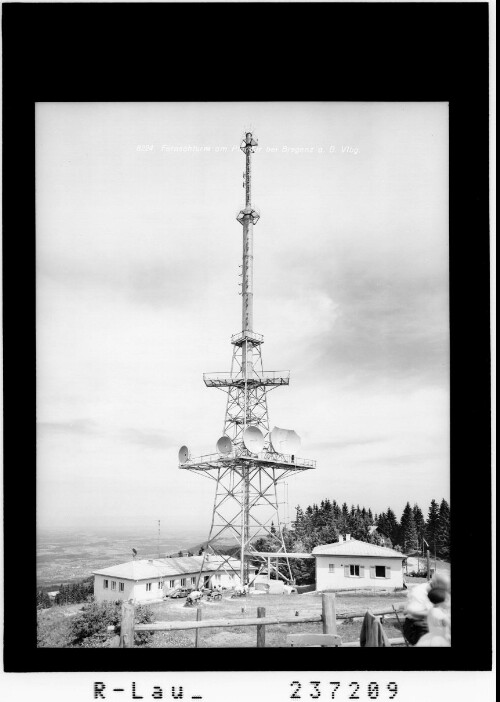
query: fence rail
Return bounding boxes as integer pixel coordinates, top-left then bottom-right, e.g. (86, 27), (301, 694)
(112, 595), (407, 648)
(135, 613), (322, 632)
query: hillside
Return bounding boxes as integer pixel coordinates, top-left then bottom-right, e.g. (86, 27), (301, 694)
(37, 589), (410, 648)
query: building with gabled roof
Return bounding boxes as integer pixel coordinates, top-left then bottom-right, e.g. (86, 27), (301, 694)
(312, 535), (405, 591)
(92, 555), (256, 603)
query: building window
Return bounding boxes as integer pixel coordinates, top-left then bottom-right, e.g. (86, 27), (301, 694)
(180, 578), (186, 587)
(119, 582), (124, 592)
(229, 574), (234, 580)
(111, 581), (116, 590)
(103, 579), (109, 589)
(146, 583), (152, 591)
(375, 566), (386, 578)
(214, 574), (221, 582)
(328, 564), (335, 573)
(191, 577), (196, 585)
(169, 580), (175, 588)
(349, 565), (360, 577)
(158, 581), (163, 589)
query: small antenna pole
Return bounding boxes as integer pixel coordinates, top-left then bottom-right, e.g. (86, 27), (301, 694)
(158, 520), (161, 558)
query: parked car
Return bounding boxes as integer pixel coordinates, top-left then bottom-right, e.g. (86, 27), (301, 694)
(169, 587), (192, 599)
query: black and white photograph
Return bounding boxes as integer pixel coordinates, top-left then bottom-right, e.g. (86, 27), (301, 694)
(34, 100), (453, 649)
(1, 3), (492, 702)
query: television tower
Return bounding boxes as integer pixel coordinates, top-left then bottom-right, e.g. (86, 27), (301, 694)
(179, 132), (316, 585)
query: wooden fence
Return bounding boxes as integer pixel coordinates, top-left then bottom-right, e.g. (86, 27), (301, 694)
(111, 594), (406, 648)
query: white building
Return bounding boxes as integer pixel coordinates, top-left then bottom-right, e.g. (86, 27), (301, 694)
(312, 536), (405, 591)
(92, 555), (255, 604)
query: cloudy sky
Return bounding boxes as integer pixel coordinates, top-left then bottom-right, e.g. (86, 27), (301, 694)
(36, 102), (449, 535)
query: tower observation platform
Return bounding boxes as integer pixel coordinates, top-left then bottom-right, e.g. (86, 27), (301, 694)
(203, 370), (290, 389)
(179, 450), (315, 472)
(203, 329), (290, 387)
(178, 132), (316, 586)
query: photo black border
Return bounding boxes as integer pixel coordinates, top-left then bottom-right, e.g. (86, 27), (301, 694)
(2, 1), (491, 673)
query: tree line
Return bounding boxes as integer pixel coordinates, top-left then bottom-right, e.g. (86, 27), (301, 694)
(36, 576), (94, 609)
(251, 497), (450, 585)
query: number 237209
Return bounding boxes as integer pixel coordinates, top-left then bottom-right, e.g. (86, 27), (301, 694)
(290, 681), (398, 699)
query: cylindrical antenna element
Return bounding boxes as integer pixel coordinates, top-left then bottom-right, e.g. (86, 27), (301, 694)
(238, 132), (259, 379)
(245, 134), (251, 206)
(242, 217), (253, 334)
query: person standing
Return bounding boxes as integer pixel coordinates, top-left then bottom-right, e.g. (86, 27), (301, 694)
(416, 573), (451, 647)
(403, 581), (433, 645)
(403, 572), (450, 645)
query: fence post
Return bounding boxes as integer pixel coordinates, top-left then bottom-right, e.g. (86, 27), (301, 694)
(119, 602), (135, 648)
(257, 607), (266, 648)
(195, 606), (202, 648)
(322, 593), (337, 636)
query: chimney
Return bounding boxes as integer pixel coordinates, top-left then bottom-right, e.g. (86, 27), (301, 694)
(338, 535), (344, 543)
(346, 534), (351, 541)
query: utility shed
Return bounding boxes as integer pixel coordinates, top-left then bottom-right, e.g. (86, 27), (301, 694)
(312, 536), (405, 591)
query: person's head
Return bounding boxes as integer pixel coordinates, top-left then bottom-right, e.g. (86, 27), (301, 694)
(428, 572), (450, 604)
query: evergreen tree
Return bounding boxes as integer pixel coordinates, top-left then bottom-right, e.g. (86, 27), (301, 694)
(348, 507), (369, 541)
(36, 589), (51, 609)
(332, 500), (341, 520)
(400, 502), (418, 552)
(376, 511), (389, 537)
(412, 503), (426, 550)
(435, 499), (451, 559)
(338, 503), (349, 533)
(385, 507), (400, 546)
(294, 506), (306, 538)
(426, 499), (440, 554)
(368, 529), (386, 546)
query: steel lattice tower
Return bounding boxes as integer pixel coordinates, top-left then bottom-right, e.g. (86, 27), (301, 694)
(179, 133), (315, 586)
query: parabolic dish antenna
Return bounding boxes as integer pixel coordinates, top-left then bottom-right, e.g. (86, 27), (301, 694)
(178, 445), (191, 464)
(270, 427), (301, 455)
(216, 435), (232, 455)
(242, 426), (265, 454)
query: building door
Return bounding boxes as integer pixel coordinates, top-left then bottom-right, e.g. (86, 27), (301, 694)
(204, 576), (210, 588)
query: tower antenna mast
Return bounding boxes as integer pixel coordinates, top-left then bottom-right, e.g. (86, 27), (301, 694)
(179, 132), (316, 588)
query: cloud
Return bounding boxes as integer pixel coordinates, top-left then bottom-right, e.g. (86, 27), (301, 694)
(120, 427), (173, 449)
(266, 248), (448, 387)
(38, 255), (214, 310)
(313, 436), (387, 451)
(37, 420), (174, 450)
(38, 419), (102, 436)
(35, 102), (450, 531)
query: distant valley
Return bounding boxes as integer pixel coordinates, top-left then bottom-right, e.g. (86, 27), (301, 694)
(36, 528), (207, 588)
